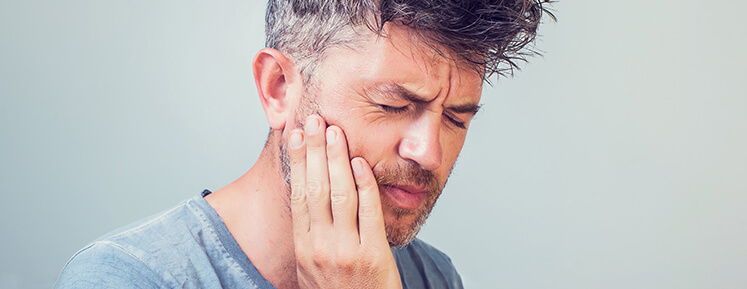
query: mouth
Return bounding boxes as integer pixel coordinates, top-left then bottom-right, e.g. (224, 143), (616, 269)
(379, 184), (427, 211)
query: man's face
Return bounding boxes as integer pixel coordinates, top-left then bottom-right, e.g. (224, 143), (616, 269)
(285, 25), (483, 247)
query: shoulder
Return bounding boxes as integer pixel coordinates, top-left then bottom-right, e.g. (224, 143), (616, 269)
(55, 241), (166, 289)
(55, 198), (208, 288)
(393, 238), (464, 289)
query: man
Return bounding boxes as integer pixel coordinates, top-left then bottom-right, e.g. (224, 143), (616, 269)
(56, 0), (552, 288)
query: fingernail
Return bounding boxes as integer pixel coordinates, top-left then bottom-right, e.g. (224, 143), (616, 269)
(290, 131), (303, 149)
(351, 159), (363, 176)
(306, 117), (320, 135)
(326, 128), (337, 145)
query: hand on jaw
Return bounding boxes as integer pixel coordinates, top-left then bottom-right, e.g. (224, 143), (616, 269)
(288, 115), (403, 289)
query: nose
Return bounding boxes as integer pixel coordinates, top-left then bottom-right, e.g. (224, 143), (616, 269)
(397, 113), (443, 171)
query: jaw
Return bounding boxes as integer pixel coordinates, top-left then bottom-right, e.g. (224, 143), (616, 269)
(381, 190), (439, 247)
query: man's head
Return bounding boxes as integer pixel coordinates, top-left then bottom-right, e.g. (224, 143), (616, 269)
(255, 0), (552, 246)
(266, 0), (552, 84)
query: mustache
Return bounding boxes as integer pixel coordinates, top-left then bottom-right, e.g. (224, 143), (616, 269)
(374, 162), (442, 196)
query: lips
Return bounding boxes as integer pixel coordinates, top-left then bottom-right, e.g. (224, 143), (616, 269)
(380, 184), (427, 210)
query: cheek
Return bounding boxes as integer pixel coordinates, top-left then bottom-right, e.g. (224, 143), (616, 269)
(343, 118), (401, 162)
(317, 101), (392, 159)
(440, 130), (468, 167)
(342, 118), (407, 168)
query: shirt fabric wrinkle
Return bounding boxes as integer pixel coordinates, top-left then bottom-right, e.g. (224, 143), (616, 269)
(55, 190), (463, 289)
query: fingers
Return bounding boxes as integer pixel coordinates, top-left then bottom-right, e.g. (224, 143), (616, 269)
(290, 116), (401, 288)
(351, 157), (387, 247)
(289, 129), (310, 244)
(291, 115), (382, 250)
(304, 116), (333, 229)
(325, 126), (359, 244)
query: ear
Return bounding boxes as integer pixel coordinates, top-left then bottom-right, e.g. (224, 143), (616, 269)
(253, 48), (302, 130)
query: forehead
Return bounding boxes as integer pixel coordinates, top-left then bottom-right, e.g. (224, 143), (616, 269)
(314, 25), (483, 105)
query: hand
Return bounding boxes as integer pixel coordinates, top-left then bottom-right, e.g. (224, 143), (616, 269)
(288, 115), (402, 289)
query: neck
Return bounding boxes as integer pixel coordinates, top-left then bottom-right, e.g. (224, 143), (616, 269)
(205, 132), (299, 289)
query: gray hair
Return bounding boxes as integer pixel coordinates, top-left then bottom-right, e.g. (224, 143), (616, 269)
(265, 0), (555, 83)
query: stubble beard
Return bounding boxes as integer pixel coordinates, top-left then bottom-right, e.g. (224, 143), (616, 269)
(375, 162), (444, 247)
(278, 93), (446, 247)
(281, 143), (445, 247)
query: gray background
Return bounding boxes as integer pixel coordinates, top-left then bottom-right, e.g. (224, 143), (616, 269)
(2, 0), (746, 288)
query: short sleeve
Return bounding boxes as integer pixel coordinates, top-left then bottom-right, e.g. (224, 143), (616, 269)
(55, 242), (166, 289)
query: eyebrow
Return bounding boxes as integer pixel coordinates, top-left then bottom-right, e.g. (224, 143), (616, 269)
(377, 82), (428, 103)
(376, 82), (482, 117)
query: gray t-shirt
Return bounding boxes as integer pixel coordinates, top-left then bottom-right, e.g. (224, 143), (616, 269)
(55, 190), (463, 289)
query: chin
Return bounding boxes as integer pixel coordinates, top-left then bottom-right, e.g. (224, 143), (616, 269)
(383, 204), (431, 247)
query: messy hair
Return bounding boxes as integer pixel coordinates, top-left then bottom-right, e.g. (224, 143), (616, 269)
(265, 0), (555, 83)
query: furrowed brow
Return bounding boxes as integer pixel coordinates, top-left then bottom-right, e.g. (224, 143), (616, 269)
(376, 82), (481, 116)
(377, 83), (429, 103)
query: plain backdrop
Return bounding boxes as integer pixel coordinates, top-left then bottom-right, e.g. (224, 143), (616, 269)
(2, 1), (746, 288)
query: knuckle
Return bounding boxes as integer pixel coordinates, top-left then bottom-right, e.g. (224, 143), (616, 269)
(361, 248), (382, 265)
(358, 204), (379, 218)
(311, 250), (330, 268)
(329, 189), (349, 204)
(290, 186), (306, 203)
(333, 252), (355, 270)
(305, 181), (326, 198)
(294, 248), (308, 263)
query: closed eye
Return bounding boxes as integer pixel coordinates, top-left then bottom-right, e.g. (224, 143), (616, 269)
(444, 114), (466, 129)
(378, 104), (410, 114)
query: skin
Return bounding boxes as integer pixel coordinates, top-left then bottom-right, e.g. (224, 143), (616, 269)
(206, 24), (483, 289)
(288, 117), (402, 288)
